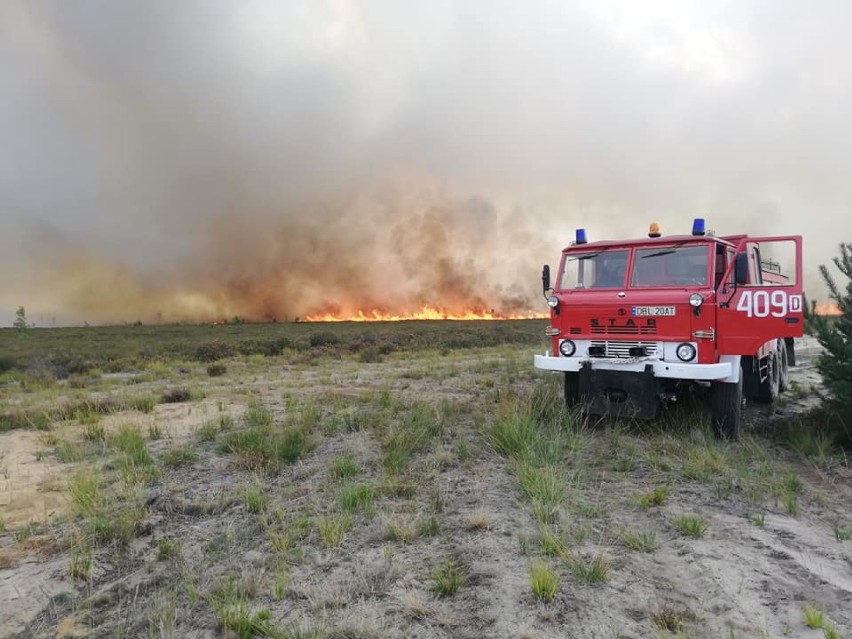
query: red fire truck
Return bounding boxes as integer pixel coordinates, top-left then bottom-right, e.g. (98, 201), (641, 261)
(535, 219), (803, 438)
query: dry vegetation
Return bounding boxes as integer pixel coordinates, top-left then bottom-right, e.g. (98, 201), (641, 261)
(0, 323), (850, 638)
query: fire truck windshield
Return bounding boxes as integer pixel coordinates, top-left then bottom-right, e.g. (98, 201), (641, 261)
(559, 250), (629, 289)
(631, 245), (709, 287)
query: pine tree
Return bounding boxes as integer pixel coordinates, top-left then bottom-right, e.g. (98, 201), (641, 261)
(13, 306), (30, 330)
(813, 243), (852, 443)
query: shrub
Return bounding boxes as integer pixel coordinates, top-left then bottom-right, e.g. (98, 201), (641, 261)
(812, 243), (852, 447)
(0, 356), (16, 373)
(162, 387), (191, 403)
(207, 363), (227, 377)
(309, 332), (341, 348)
(195, 339), (235, 363)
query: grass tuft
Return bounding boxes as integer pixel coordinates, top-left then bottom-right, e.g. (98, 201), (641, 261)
(803, 603), (825, 629)
(156, 537), (183, 562)
(529, 561), (559, 603)
(834, 522), (852, 542)
(674, 514), (708, 538)
(635, 485), (670, 509)
(317, 513), (352, 548)
(244, 483), (268, 514)
(381, 402), (439, 473)
(162, 443), (198, 468)
(432, 558), (463, 597)
(649, 603), (684, 632)
(566, 553), (611, 583)
(621, 531), (657, 553)
(69, 540), (93, 581)
(330, 455), (360, 479)
(130, 396), (156, 413)
(339, 483), (376, 517)
(68, 469), (104, 517)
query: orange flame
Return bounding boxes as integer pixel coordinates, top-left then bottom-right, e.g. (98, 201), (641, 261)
(303, 305), (547, 322)
(814, 302), (842, 316)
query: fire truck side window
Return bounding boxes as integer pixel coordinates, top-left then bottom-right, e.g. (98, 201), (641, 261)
(714, 244), (726, 288)
(559, 250), (628, 289)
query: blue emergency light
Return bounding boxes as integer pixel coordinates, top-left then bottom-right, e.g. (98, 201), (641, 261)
(575, 228), (588, 244)
(692, 218), (706, 236)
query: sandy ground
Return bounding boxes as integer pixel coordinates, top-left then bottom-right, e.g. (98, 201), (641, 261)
(0, 338), (850, 638)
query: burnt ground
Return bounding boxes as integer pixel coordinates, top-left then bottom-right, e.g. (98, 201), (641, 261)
(1, 336), (850, 638)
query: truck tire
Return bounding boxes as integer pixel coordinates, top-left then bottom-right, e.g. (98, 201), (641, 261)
(711, 376), (742, 439)
(785, 337), (796, 368)
(564, 372), (579, 406)
(755, 351), (779, 404)
(778, 344), (789, 393)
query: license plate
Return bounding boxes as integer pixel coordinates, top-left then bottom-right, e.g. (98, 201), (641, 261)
(632, 306), (675, 317)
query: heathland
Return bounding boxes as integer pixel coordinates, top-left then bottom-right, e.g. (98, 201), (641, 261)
(0, 321), (849, 638)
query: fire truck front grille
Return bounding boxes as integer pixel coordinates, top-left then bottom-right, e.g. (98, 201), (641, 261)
(590, 341), (658, 358)
(590, 325), (657, 335)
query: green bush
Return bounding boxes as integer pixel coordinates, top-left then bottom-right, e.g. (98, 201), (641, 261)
(309, 331), (341, 347)
(813, 243), (852, 447)
(195, 339), (235, 362)
(0, 356), (16, 373)
(207, 363), (227, 377)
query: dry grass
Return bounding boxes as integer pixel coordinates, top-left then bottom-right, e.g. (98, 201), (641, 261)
(0, 323), (846, 639)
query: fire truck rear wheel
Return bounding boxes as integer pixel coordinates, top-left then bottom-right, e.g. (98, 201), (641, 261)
(755, 351), (780, 404)
(564, 372), (579, 406)
(711, 376), (742, 440)
(778, 345), (789, 393)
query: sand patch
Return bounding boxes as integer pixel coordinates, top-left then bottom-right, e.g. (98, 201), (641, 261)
(0, 431), (69, 529)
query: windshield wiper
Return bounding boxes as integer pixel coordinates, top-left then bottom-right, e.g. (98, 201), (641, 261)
(569, 252), (604, 261)
(641, 249), (676, 259)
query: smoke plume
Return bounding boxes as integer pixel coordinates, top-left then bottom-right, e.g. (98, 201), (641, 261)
(2, 1), (851, 324)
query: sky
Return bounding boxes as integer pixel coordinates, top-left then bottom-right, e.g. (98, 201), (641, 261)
(1, 0), (850, 325)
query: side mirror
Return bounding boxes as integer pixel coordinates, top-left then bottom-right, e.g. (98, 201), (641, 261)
(734, 253), (749, 285)
(541, 265), (551, 294)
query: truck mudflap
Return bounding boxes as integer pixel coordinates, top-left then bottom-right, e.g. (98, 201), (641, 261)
(578, 363), (662, 419)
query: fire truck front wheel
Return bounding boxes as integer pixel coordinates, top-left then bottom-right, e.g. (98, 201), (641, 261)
(711, 376), (742, 440)
(564, 372), (580, 406)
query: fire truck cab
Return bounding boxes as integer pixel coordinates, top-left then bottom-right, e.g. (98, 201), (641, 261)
(534, 219), (804, 438)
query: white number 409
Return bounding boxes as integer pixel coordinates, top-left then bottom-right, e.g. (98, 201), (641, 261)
(736, 290), (802, 318)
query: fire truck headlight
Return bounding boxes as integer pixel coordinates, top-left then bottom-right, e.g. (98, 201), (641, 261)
(689, 293), (703, 308)
(558, 340), (576, 357)
(676, 343), (697, 362)
(547, 295), (559, 308)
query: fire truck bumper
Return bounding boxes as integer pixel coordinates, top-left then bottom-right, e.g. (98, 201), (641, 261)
(533, 354), (734, 381)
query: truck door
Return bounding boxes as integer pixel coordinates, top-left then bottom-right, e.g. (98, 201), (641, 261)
(716, 236), (804, 356)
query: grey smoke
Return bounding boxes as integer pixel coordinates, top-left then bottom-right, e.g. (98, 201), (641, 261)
(1, 1), (850, 324)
